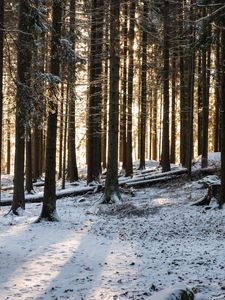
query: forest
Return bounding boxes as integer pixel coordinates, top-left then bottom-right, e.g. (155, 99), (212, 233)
(0, 0), (225, 300)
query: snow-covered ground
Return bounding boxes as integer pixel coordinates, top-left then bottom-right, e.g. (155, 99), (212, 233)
(0, 176), (225, 300)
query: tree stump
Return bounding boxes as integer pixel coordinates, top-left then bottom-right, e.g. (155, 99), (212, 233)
(149, 285), (194, 300)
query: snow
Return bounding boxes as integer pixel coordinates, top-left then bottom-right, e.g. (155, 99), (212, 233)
(193, 152), (221, 169)
(0, 174), (225, 300)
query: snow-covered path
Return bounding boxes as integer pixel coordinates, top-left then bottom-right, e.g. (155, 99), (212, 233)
(0, 181), (225, 300)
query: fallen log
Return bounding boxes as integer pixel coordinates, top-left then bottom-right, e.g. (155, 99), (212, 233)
(121, 175), (180, 188)
(119, 168), (188, 186)
(0, 185), (101, 207)
(1, 180), (45, 191)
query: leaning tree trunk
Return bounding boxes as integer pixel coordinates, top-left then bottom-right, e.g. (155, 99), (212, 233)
(12, 0), (33, 214)
(161, 0), (170, 172)
(38, 0), (62, 221)
(104, 0), (121, 203)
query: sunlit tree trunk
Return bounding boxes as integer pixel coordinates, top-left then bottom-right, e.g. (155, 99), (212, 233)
(0, 0), (4, 187)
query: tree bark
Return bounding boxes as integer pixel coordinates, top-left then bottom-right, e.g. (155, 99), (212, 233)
(104, 0), (121, 203)
(25, 130), (34, 193)
(139, 0), (148, 170)
(161, 0), (170, 172)
(12, 0), (33, 214)
(125, 0), (136, 177)
(219, 15), (225, 208)
(87, 0), (104, 183)
(170, 54), (176, 164)
(0, 0), (4, 192)
(38, 0), (63, 221)
(67, 0), (78, 182)
(120, 1), (128, 169)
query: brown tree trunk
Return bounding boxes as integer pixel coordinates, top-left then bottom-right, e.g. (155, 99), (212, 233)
(38, 0), (63, 221)
(120, 1), (128, 169)
(12, 0), (33, 214)
(25, 130), (34, 193)
(201, 2), (210, 168)
(161, 0), (170, 172)
(125, 0), (136, 177)
(139, 0), (148, 170)
(104, 0), (121, 203)
(220, 16), (225, 208)
(152, 86), (158, 161)
(6, 118), (10, 175)
(101, 4), (109, 170)
(214, 28), (221, 152)
(32, 126), (40, 181)
(170, 53), (176, 164)
(0, 0), (4, 193)
(67, 0), (78, 182)
(87, 0), (104, 183)
(197, 53), (202, 156)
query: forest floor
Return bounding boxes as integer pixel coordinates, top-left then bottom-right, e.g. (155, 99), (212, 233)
(0, 156), (225, 300)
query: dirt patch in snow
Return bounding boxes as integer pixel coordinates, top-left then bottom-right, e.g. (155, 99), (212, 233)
(98, 202), (160, 218)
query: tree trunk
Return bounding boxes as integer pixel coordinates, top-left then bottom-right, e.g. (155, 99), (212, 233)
(139, 0), (148, 170)
(125, 0), (136, 177)
(120, 2), (128, 169)
(152, 86), (158, 161)
(197, 53), (203, 156)
(170, 53), (176, 164)
(38, 0), (62, 221)
(201, 3), (210, 168)
(67, 0), (78, 182)
(219, 16), (225, 208)
(214, 28), (221, 152)
(104, 0), (121, 203)
(161, 0), (170, 172)
(87, 0), (104, 183)
(6, 117), (10, 175)
(101, 4), (109, 170)
(25, 130), (34, 193)
(0, 0), (4, 191)
(12, 0), (33, 214)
